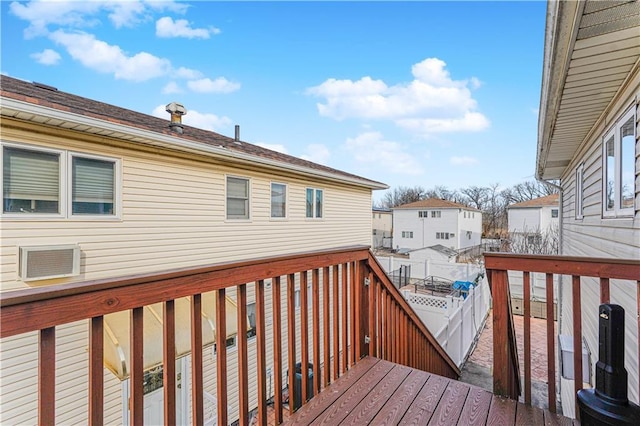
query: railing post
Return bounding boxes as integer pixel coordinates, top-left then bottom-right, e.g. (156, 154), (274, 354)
(490, 268), (517, 398)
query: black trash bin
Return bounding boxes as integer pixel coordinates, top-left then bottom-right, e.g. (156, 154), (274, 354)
(292, 362), (313, 410)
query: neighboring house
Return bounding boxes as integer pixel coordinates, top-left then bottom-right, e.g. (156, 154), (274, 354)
(372, 207), (392, 248)
(537, 0), (639, 417)
(507, 193), (560, 252)
(0, 75), (386, 424)
(392, 198), (482, 251)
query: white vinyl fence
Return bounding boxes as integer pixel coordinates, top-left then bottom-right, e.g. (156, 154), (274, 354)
(376, 256), (483, 283)
(402, 276), (491, 367)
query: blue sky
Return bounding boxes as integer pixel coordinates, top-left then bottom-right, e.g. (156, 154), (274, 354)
(2, 1), (546, 198)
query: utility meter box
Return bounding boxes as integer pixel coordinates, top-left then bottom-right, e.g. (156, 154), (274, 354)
(559, 334), (590, 383)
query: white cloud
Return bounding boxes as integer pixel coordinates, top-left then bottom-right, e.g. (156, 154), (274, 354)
(162, 81), (183, 94)
(344, 132), (423, 175)
(152, 105), (232, 132)
(156, 16), (219, 39)
(300, 144), (331, 165)
(49, 30), (170, 81)
(187, 77), (240, 94)
(10, 1), (188, 37)
(30, 48), (61, 65)
(306, 57), (489, 136)
(175, 67), (202, 80)
(256, 143), (289, 154)
(450, 156), (479, 166)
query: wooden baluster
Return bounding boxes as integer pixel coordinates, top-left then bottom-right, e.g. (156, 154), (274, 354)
(572, 275), (583, 415)
(256, 280), (267, 425)
(545, 273), (556, 413)
(600, 277), (610, 304)
(523, 272), (531, 405)
(368, 271), (376, 358)
(332, 266), (340, 381)
(349, 262), (356, 367)
(386, 291), (392, 362)
(638, 281), (640, 402)
(323, 266), (331, 388)
(191, 296), (203, 426)
(131, 307), (144, 426)
(163, 301), (176, 426)
(286, 274), (296, 415)
(341, 263), (348, 373)
(300, 271), (309, 404)
(215, 289), (228, 425)
(89, 317), (104, 426)
(39, 327), (55, 426)
(312, 269), (321, 395)
(272, 277), (283, 424)
(238, 284), (249, 425)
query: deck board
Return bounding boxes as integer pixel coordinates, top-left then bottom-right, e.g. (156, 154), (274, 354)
(284, 357), (575, 426)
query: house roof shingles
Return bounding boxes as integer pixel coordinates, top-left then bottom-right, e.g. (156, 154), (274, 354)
(508, 193), (559, 208)
(393, 198), (480, 211)
(0, 75), (386, 189)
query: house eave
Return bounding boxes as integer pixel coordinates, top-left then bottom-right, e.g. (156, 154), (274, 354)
(0, 97), (388, 191)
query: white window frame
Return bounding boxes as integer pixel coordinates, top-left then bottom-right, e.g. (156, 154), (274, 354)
(602, 107), (635, 218)
(431, 211), (441, 218)
(551, 209), (559, 218)
(2, 142), (121, 220)
(68, 151), (121, 219)
(305, 187), (323, 219)
(576, 163), (584, 220)
(270, 181), (287, 219)
(226, 175), (251, 221)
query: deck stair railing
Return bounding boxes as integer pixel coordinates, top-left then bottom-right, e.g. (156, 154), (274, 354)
(484, 252), (640, 414)
(0, 245), (458, 426)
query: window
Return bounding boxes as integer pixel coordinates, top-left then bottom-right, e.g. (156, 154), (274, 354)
(576, 163), (584, 219)
(401, 231), (413, 238)
(551, 209), (559, 218)
(431, 211), (441, 218)
(2, 144), (119, 217)
(227, 176), (250, 219)
(294, 285), (312, 309)
(527, 235), (542, 245)
(603, 108), (635, 217)
(306, 188), (323, 218)
(270, 182), (286, 218)
(418, 210), (429, 218)
(213, 336), (237, 354)
(464, 211), (467, 218)
(247, 303), (257, 338)
(436, 232), (449, 240)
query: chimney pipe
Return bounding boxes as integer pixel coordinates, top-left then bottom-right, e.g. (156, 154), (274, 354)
(166, 102), (187, 134)
(235, 125), (240, 142)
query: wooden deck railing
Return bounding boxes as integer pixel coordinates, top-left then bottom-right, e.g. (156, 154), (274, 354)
(485, 252), (640, 414)
(0, 246), (458, 425)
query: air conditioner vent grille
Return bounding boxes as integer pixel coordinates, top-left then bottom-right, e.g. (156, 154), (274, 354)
(20, 245), (80, 281)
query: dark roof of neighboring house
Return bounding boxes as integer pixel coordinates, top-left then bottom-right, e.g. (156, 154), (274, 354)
(408, 244), (458, 257)
(0, 75), (386, 189)
(393, 198), (480, 211)
(372, 207), (392, 213)
(508, 193), (559, 209)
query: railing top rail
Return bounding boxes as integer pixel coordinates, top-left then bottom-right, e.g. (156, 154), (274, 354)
(0, 245), (370, 338)
(484, 252), (640, 281)
(367, 253), (461, 377)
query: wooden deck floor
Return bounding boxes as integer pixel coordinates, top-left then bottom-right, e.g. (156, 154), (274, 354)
(285, 357), (576, 425)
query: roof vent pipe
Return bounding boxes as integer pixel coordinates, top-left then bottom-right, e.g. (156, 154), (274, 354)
(234, 125), (240, 143)
(166, 102), (187, 134)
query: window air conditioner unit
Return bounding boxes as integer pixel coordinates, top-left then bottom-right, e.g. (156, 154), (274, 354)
(20, 245), (81, 281)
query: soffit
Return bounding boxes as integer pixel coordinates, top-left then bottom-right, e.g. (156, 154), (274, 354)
(537, 0), (640, 180)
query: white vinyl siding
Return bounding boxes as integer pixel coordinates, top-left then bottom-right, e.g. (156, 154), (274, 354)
(576, 163), (584, 219)
(0, 121), (374, 424)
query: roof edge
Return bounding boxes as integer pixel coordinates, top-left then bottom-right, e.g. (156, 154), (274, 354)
(1, 96), (388, 190)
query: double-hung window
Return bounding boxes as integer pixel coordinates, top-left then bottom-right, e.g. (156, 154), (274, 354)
(226, 176), (250, 219)
(270, 182), (287, 218)
(603, 108), (635, 217)
(431, 211), (441, 218)
(306, 188), (323, 218)
(2, 144), (118, 217)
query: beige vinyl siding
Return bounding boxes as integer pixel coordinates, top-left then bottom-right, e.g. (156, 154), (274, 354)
(1, 121), (372, 423)
(558, 78), (639, 412)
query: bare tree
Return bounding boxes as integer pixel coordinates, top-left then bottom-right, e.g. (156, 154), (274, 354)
(379, 186), (426, 208)
(460, 186), (489, 210)
(506, 224), (559, 255)
(502, 180), (558, 205)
